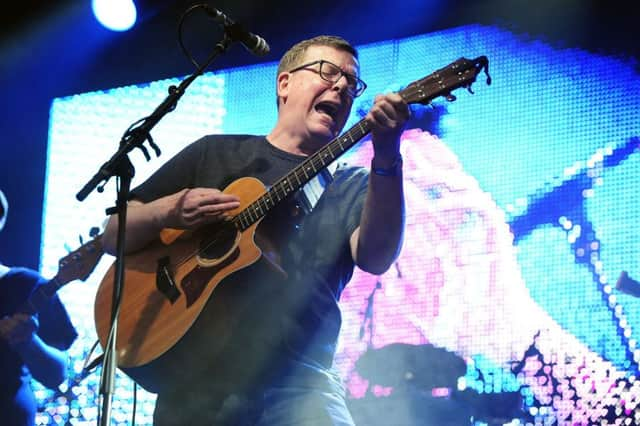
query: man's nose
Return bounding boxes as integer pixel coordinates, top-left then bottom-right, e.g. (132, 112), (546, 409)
(331, 74), (350, 94)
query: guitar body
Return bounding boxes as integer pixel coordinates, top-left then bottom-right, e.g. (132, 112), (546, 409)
(94, 177), (270, 391)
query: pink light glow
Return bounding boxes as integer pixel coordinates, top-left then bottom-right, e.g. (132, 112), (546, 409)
(334, 129), (625, 416)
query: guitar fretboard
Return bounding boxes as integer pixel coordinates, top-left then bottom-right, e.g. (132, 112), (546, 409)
(232, 119), (372, 230)
(229, 55), (491, 231)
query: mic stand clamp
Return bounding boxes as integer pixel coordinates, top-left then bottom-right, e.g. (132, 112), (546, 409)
(76, 34), (234, 202)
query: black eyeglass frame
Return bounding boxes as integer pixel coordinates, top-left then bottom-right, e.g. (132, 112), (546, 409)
(288, 60), (367, 98)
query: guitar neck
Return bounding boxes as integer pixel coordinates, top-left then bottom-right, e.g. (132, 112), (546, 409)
(18, 276), (63, 314)
(229, 55), (492, 231)
(233, 119), (372, 230)
(11, 235), (103, 315)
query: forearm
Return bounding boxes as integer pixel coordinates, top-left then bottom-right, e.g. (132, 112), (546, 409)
(355, 159), (405, 274)
(356, 90), (409, 273)
(102, 194), (179, 255)
(15, 334), (68, 388)
(102, 187), (240, 254)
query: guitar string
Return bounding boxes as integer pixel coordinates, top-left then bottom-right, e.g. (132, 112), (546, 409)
(161, 119), (374, 272)
(159, 80), (444, 271)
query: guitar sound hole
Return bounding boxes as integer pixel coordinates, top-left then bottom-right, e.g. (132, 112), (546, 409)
(198, 222), (239, 261)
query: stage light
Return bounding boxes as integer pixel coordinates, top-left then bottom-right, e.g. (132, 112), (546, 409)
(92, 0), (137, 32)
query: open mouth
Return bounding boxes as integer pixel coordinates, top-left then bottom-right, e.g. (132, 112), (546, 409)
(314, 101), (339, 121)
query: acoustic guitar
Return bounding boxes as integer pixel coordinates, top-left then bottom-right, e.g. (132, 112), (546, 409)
(94, 57), (491, 392)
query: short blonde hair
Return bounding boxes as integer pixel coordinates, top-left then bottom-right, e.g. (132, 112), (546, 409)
(277, 35), (358, 77)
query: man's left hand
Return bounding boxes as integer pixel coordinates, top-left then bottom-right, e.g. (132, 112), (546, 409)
(366, 93), (410, 160)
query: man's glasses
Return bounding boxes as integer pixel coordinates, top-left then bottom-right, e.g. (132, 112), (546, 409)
(288, 60), (367, 98)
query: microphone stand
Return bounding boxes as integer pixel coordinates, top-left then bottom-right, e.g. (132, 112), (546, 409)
(75, 34), (234, 426)
(97, 158), (132, 426)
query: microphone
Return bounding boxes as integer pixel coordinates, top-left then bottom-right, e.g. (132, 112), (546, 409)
(203, 6), (270, 57)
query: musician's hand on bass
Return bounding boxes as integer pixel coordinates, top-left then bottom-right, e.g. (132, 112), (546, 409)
(0, 313), (39, 349)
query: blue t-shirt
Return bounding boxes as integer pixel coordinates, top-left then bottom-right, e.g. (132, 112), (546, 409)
(0, 267), (78, 426)
(127, 135), (368, 394)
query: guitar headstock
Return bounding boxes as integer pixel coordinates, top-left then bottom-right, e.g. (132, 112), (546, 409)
(56, 234), (104, 286)
(400, 56), (491, 105)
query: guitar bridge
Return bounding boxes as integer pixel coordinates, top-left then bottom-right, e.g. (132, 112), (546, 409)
(156, 256), (180, 303)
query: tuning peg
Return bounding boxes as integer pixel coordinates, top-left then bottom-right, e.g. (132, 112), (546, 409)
(445, 93), (457, 102)
(467, 85), (475, 95)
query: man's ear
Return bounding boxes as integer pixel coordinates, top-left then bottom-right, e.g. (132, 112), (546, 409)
(276, 72), (290, 105)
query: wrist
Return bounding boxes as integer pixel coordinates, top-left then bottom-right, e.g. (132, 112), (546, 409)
(371, 154), (403, 177)
(156, 193), (183, 229)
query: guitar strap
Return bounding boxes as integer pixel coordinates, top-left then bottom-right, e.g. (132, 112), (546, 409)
(295, 161), (338, 215)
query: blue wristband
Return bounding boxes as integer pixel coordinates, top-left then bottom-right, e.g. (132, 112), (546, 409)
(371, 155), (403, 176)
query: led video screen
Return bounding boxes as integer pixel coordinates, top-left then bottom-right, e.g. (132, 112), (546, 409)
(38, 25), (640, 424)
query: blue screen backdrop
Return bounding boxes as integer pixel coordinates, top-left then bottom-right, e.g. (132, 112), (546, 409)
(36, 25), (640, 425)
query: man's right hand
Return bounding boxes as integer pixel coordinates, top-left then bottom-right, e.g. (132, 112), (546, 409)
(165, 188), (241, 229)
(103, 187), (241, 255)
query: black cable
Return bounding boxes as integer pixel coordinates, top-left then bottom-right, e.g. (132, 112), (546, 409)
(177, 3), (213, 70)
(132, 381), (137, 425)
